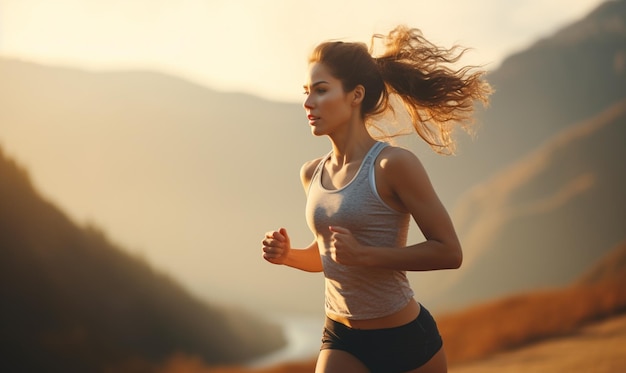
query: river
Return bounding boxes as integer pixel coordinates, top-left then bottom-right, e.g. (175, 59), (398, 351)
(247, 313), (324, 368)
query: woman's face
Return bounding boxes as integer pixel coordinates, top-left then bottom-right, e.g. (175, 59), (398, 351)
(303, 62), (354, 137)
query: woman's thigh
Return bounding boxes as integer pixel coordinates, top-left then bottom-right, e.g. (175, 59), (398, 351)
(315, 349), (369, 373)
(316, 346), (447, 373)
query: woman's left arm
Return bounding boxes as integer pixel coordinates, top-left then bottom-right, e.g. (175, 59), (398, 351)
(329, 147), (462, 271)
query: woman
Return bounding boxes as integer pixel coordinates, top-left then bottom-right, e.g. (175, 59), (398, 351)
(262, 26), (491, 373)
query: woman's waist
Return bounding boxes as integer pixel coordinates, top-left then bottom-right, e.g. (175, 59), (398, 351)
(327, 298), (420, 330)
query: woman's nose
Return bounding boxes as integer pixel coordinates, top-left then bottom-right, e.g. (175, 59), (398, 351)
(303, 95), (313, 109)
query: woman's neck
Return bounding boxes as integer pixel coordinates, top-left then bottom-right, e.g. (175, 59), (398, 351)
(327, 120), (376, 167)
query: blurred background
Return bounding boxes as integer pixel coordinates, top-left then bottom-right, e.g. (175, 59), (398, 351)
(1, 0), (625, 372)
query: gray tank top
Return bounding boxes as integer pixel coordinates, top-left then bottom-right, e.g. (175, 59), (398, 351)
(305, 141), (414, 320)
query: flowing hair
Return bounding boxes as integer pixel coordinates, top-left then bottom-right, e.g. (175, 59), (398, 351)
(309, 25), (492, 154)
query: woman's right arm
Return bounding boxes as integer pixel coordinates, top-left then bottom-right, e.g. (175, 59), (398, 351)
(262, 230), (322, 272)
(261, 158), (324, 273)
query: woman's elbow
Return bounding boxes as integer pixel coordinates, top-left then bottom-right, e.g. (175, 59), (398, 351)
(447, 244), (463, 269)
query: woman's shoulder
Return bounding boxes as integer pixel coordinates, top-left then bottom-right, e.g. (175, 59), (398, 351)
(301, 156), (325, 176)
(300, 156), (326, 190)
(378, 144), (422, 167)
(377, 144), (429, 181)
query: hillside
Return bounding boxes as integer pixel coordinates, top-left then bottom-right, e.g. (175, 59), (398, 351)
(421, 98), (626, 311)
(0, 147), (286, 372)
(408, 0), (626, 310)
(448, 314), (626, 373)
(0, 58), (326, 314)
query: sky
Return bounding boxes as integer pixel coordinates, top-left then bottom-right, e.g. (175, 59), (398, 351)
(0, 0), (607, 103)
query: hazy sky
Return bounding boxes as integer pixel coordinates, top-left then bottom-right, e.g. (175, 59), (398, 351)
(0, 0), (606, 102)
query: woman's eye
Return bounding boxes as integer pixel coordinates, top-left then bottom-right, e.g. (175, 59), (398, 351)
(303, 87), (327, 95)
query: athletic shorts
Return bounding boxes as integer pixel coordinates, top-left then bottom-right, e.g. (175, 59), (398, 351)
(320, 304), (443, 373)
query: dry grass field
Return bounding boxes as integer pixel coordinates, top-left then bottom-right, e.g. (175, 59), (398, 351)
(438, 273), (626, 363)
(449, 313), (626, 373)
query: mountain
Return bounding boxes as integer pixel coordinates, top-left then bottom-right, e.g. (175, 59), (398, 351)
(0, 147), (286, 372)
(408, 0), (626, 310)
(409, 0), (626, 310)
(421, 98), (626, 311)
(0, 0), (624, 315)
(0, 59), (327, 314)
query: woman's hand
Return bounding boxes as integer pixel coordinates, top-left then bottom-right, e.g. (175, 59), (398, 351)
(262, 228), (291, 265)
(329, 226), (365, 266)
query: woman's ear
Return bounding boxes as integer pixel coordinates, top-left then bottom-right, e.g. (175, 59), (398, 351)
(351, 85), (365, 106)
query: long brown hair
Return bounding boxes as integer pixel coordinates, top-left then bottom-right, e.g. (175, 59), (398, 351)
(309, 25), (492, 154)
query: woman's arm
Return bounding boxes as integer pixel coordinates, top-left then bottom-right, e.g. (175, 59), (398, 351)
(262, 229), (323, 272)
(261, 158), (325, 273)
(329, 147), (462, 271)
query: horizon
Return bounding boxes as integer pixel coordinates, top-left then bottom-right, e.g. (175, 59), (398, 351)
(0, 0), (607, 102)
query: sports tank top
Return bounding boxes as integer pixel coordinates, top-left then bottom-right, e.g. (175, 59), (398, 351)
(305, 141), (414, 320)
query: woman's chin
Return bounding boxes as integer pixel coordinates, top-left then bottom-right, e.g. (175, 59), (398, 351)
(310, 127), (326, 137)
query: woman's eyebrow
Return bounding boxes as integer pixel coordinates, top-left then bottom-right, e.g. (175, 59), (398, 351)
(303, 81), (329, 90)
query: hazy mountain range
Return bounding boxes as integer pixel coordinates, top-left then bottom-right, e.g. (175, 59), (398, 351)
(0, 147), (286, 372)
(0, 0), (624, 319)
(417, 0), (626, 310)
(425, 98), (626, 310)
